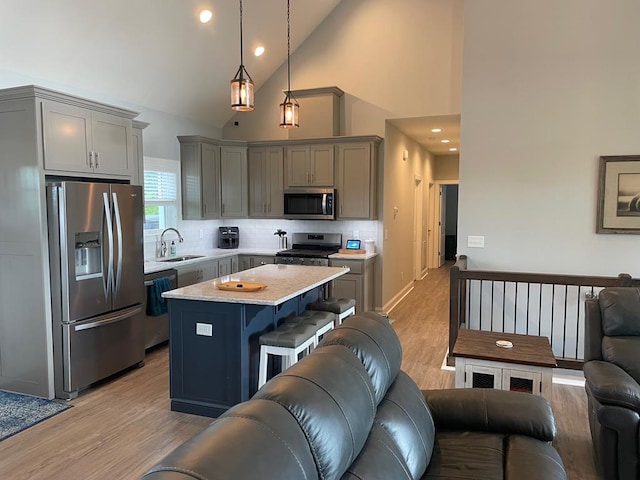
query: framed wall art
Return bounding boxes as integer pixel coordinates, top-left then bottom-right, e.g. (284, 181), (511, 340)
(597, 155), (640, 234)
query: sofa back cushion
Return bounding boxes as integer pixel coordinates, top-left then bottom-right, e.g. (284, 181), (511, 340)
(602, 336), (640, 384)
(374, 371), (435, 479)
(142, 399), (317, 480)
(254, 344), (377, 480)
(318, 312), (403, 404)
(599, 288), (640, 336)
(340, 425), (414, 480)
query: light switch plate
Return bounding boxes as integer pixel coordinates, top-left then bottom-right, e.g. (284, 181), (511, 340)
(467, 235), (485, 248)
(196, 323), (213, 336)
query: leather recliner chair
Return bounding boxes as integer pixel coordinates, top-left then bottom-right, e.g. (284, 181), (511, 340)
(584, 287), (640, 480)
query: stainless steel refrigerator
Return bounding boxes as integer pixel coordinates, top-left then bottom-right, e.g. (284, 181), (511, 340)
(47, 181), (145, 399)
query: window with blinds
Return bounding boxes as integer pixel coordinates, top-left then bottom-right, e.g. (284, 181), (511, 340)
(143, 157), (180, 233)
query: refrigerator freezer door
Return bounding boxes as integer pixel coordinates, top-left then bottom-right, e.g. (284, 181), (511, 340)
(59, 305), (144, 397)
(56, 182), (113, 323)
(110, 184), (144, 310)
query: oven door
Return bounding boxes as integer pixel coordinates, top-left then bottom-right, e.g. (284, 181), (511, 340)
(283, 188), (335, 220)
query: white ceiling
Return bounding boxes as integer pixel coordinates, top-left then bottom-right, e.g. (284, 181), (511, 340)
(0, 0), (460, 152)
(389, 115), (461, 156)
(0, 0), (342, 129)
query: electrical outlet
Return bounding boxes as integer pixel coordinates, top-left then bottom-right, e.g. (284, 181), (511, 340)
(199, 229), (204, 239)
(384, 229), (389, 240)
(196, 323), (212, 336)
(401, 271), (404, 282)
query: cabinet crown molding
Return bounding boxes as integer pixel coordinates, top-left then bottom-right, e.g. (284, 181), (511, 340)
(248, 135), (383, 148)
(0, 85), (139, 119)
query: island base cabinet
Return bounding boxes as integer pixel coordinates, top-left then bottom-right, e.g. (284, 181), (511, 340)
(168, 294), (306, 418)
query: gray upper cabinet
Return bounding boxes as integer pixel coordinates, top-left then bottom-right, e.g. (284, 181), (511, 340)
(221, 145), (248, 218)
(180, 140), (221, 220)
(42, 101), (133, 177)
(131, 120), (149, 187)
(336, 142), (379, 220)
(248, 147), (284, 217)
(178, 136), (247, 220)
(285, 144), (334, 187)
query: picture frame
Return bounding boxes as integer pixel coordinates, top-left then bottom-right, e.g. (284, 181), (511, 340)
(597, 155), (640, 234)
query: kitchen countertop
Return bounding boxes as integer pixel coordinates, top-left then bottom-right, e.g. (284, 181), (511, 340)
(329, 252), (378, 260)
(162, 264), (349, 306)
(144, 248), (283, 274)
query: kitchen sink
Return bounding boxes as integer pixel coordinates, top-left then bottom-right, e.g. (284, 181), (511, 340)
(158, 255), (205, 263)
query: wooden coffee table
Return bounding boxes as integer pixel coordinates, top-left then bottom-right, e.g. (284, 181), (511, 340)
(451, 329), (556, 401)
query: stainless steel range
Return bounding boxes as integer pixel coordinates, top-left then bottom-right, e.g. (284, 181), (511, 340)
(275, 233), (342, 266)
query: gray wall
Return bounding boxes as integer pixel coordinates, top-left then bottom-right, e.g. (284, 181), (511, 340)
(459, 0), (640, 277)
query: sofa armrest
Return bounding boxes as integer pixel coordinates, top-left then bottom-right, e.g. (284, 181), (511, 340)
(584, 360), (640, 412)
(421, 388), (556, 442)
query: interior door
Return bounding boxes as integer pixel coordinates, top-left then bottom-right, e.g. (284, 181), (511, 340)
(439, 185), (446, 267)
(110, 184), (144, 310)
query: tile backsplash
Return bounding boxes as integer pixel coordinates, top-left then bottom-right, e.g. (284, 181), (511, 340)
(144, 218), (379, 258)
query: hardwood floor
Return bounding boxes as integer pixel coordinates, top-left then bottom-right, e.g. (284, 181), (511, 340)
(0, 264), (599, 479)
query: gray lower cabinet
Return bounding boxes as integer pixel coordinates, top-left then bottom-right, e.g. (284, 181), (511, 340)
(218, 256), (239, 276)
(177, 260), (219, 287)
(329, 257), (376, 312)
(238, 255), (275, 272)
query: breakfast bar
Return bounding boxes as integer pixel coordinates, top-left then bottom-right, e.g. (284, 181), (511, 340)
(162, 264), (349, 417)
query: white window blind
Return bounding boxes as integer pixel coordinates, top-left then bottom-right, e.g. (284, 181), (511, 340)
(144, 170), (177, 204)
(143, 157), (180, 233)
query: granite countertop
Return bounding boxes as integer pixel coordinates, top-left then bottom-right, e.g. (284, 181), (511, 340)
(162, 264), (349, 306)
(329, 252), (378, 260)
(144, 248), (283, 274)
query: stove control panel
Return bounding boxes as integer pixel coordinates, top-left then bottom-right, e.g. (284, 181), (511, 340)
(275, 256), (329, 267)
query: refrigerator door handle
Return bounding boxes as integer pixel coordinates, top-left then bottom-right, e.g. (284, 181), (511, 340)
(103, 192), (114, 299)
(73, 305), (142, 332)
(112, 192), (123, 301)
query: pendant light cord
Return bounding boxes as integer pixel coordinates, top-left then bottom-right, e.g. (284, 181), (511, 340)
(286, 0), (291, 94)
(239, 0), (244, 67)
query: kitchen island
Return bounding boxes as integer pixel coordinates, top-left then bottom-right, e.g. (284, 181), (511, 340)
(163, 264), (349, 417)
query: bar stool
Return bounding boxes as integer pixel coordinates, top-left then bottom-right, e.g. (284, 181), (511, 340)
(307, 297), (356, 325)
(258, 322), (317, 389)
(285, 310), (335, 347)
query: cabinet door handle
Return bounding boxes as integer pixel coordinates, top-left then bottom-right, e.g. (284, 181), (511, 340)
(311, 172), (314, 183)
(263, 203), (266, 213)
(222, 204), (225, 214)
(267, 203), (271, 213)
(307, 172), (310, 184)
(95, 151), (100, 168)
(203, 203), (207, 215)
(88, 151), (93, 168)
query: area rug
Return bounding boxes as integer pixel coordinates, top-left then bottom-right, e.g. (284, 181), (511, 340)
(0, 390), (72, 441)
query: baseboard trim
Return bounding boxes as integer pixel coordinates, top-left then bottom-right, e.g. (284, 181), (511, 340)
(385, 283), (415, 315)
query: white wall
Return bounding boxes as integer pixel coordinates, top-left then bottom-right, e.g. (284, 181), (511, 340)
(459, 0), (640, 277)
(223, 0), (463, 141)
(383, 122), (435, 308)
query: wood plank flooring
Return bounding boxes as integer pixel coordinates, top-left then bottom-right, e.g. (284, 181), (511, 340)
(0, 264), (599, 479)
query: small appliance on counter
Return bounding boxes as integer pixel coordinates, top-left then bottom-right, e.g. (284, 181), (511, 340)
(218, 226), (239, 249)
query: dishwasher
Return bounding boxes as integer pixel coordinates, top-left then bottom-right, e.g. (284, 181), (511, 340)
(144, 269), (178, 349)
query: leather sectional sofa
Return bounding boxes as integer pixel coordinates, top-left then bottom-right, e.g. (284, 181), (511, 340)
(584, 287), (640, 480)
(143, 312), (567, 479)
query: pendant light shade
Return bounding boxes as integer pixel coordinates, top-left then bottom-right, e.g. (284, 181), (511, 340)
(279, 0), (299, 128)
(231, 0), (254, 111)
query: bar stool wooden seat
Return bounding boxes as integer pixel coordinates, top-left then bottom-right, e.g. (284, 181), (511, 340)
(285, 310), (335, 346)
(258, 322), (316, 389)
(307, 297), (356, 325)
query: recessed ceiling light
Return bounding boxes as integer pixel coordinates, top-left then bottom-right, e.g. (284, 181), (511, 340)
(449, 147), (458, 152)
(441, 139), (450, 143)
(254, 46), (265, 57)
(431, 128), (442, 133)
(199, 9), (213, 23)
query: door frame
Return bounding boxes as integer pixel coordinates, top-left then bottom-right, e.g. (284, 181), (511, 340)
(428, 179), (459, 269)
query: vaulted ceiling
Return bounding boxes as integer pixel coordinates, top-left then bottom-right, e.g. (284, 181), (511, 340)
(1, 0), (342, 128)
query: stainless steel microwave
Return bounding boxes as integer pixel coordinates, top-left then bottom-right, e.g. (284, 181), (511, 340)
(283, 188), (335, 220)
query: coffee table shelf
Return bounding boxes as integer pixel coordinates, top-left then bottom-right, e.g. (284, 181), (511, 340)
(451, 329), (557, 401)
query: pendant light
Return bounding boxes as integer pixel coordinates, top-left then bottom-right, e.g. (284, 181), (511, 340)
(230, 0), (254, 111)
(279, 0), (299, 128)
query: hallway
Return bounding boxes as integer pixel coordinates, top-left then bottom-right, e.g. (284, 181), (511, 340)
(390, 264), (599, 480)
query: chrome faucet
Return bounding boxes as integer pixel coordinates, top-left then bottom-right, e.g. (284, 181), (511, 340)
(159, 228), (184, 257)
